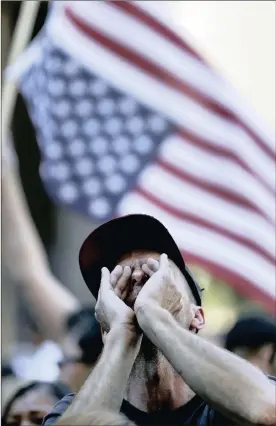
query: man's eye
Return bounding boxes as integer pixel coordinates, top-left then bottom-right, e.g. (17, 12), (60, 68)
(30, 416), (44, 425)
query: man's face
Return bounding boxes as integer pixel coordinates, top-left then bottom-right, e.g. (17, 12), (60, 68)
(117, 250), (191, 309)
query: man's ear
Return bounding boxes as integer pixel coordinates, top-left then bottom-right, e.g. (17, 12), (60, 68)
(190, 306), (205, 333)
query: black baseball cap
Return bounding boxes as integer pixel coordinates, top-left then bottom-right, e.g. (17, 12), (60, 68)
(225, 316), (276, 351)
(79, 214), (202, 305)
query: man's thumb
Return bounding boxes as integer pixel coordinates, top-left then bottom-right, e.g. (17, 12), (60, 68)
(101, 267), (110, 285)
(159, 253), (168, 269)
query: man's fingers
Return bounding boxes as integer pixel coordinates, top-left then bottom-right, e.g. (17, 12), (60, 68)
(100, 267), (112, 296)
(147, 258), (159, 272)
(142, 264), (155, 277)
(101, 267), (111, 284)
(110, 265), (123, 287)
(115, 266), (131, 298)
(159, 253), (169, 270)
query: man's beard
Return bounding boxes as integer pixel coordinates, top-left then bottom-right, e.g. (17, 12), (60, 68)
(124, 282), (145, 309)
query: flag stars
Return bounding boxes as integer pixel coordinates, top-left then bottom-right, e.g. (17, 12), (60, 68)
(98, 155), (117, 174)
(83, 118), (100, 136)
(105, 174), (126, 194)
(64, 60), (80, 76)
(59, 182), (79, 203)
(119, 97), (137, 115)
(45, 142), (62, 160)
(75, 100), (93, 117)
(97, 98), (116, 116)
(89, 137), (108, 155)
(75, 158), (93, 176)
(68, 140), (86, 157)
(50, 162), (71, 180)
(45, 57), (63, 73)
(54, 100), (71, 118)
(69, 79), (87, 97)
(112, 135), (130, 155)
(105, 117), (123, 135)
(61, 120), (78, 138)
(48, 79), (66, 97)
(20, 46), (172, 224)
(120, 154), (140, 174)
(90, 80), (108, 97)
(88, 197), (111, 218)
(127, 116), (144, 135)
(82, 177), (102, 196)
(133, 135), (153, 154)
(148, 115), (167, 133)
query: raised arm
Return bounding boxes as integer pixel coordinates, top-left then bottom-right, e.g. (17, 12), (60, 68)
(135, 254), (276, 426)
(2, 152), (80, 343)
(56, 266), (142, 423)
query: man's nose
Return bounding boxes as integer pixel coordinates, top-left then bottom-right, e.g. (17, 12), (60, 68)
(131, 267), (146, 285)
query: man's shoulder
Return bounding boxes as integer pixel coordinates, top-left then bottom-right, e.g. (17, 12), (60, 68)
(43, 393), (75, 425)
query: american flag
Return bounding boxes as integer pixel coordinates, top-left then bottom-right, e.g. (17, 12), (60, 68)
(15, 1), (275, 311)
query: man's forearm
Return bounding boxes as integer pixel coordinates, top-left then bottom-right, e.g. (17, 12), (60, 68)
(60, 328), (141, 419)
(137, 304), (276, 426)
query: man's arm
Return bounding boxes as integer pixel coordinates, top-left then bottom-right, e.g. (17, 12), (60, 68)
(54, 266), (142, 424)
(2, 156), (80, 343)
(136, 303), (276, 426)
(57, 327), (141, 423)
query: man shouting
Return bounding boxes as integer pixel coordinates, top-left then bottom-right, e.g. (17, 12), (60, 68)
(44, 214), (276, 426)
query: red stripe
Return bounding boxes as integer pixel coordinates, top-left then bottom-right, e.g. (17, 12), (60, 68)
(158, 157), (275, 226)
(109, 1), (205, 64)
(177, 128), (274, 197)
(64, 7), (275, 195)
(136, 186), (275, 265)
(182, 251), (275, 314)
(110, 1), (275, 161)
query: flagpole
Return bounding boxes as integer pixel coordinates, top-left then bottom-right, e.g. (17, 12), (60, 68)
(1, 0), (41, 149)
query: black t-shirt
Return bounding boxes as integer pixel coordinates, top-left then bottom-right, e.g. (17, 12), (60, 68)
(43, 376), (276, 426)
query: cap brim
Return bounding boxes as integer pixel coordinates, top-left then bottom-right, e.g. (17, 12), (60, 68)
(79, 214), (202, 305)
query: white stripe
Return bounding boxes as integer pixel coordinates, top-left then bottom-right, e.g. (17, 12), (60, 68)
(160, 135), (276, 224)
(46, 8), (275, 194)
(118, 192), (276, 298)
(138, 164), (275, 259)
(71, 1), (275, 153)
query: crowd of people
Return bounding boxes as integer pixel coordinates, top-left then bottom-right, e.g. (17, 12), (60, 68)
(2, 149), (276, 426)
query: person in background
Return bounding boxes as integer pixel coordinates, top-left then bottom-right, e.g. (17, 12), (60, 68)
(43, 214), (276, 426)
(2, 145), (103, 392)
(2, 144), (80, 345)
(2, 380), (70, 426)
(225, 315), (276, 376)
(60, 306), (103, 391)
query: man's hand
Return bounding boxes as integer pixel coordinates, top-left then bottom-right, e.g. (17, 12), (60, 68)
(134, 254), (181, 314)
(95, 265), (138, 334)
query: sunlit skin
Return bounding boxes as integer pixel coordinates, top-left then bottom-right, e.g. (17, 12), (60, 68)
(6, 388), (57, 426)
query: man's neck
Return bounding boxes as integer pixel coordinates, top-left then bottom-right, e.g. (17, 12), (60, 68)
(125, 341), (195, 412)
